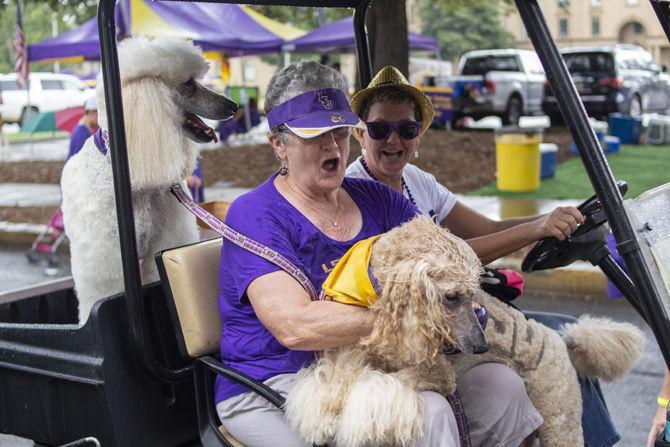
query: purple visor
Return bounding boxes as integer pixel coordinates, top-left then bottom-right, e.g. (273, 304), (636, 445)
(267, 88), (365, 138)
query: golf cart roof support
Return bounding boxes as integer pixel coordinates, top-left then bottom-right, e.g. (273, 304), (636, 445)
(516, 0), (670, 367)
(353, 0), (373, 88)
(98, 0), (374, 383)
(98, 0), (190, 383)
(651, 1), (670, 47)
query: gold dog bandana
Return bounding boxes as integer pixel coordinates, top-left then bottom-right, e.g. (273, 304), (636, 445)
(321, 235), (382, 307)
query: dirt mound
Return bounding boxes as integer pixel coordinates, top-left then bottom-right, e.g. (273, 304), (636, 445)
(200, 127), (574, 193)
(0, 128), (575, 224)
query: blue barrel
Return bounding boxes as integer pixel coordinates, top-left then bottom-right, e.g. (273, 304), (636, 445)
(540, 143), (557, 179)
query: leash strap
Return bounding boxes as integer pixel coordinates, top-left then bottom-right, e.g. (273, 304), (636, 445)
(170, 184), (319, 301)
(447, 390), (471, 447)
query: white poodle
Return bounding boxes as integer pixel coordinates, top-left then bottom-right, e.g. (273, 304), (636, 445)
(61, 36), (236, 323)
(285, 217), (644, 447)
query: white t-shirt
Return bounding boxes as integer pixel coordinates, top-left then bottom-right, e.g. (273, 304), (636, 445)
(346, 156), (457, 223)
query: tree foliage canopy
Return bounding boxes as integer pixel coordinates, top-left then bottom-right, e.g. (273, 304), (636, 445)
(0, 0), (94, 72)
(419, 0), (514, 62)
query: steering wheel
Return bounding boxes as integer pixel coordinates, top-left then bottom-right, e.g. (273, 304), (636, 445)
(521, 181), (628, 273)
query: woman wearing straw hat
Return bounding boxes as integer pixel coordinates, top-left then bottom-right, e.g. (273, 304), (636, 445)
(347, 65), (620, 447)
(214, 60), (541, 447)
(347, 66), (585, 265)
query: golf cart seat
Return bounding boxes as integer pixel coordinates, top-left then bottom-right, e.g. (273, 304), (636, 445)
(156, 238), (285, 447)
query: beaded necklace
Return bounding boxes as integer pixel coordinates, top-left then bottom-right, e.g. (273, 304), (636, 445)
(360, 156), (417, 206)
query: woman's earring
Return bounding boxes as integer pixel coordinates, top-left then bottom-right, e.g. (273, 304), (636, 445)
(279, 162), (288, 176)
(361, 148), (367, 157)
(414, 150), (419, 159)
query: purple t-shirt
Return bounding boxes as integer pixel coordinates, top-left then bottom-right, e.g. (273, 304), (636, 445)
(67, 123), (93, 161)
(215, 174), (418, 403)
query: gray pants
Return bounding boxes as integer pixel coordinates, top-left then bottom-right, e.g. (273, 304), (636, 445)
(216, 362), (542, 447)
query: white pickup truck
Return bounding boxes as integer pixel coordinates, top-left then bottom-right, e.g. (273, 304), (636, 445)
(0, 72), (94, 125)
(441, 49), (546, 126)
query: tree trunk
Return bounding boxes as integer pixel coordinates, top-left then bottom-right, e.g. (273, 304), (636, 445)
(366, 0), (409, 79)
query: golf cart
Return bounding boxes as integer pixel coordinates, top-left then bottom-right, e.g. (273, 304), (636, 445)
(1, 1), (670, 446)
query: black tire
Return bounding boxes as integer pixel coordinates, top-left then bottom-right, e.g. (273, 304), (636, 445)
(628, 94), (642, 118)
(20, 106), (39, 126)
(503, 95), (522, 126)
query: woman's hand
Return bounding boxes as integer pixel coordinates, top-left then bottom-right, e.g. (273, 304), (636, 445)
(647, 405), (667, 447)
(186, 175), (202, 189)
(530, 207), (584, 241)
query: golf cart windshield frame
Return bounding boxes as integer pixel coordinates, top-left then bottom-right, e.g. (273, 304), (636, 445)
(97, 0), (670, 381)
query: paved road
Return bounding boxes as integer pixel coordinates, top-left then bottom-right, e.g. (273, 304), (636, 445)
(0, 241), (664, 446)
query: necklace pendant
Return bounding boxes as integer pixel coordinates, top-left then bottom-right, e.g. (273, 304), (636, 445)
(332, 220), (338, 227)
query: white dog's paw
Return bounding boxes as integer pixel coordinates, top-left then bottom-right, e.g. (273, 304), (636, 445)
(335, 369), (423, 447)
(285, 361), (343, 445)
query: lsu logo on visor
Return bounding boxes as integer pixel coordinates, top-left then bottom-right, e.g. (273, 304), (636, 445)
(330, 114), (345, 123)
(318, 92), (333, 110)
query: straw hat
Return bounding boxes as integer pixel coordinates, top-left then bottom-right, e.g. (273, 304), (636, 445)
(350, 66), (434, 136)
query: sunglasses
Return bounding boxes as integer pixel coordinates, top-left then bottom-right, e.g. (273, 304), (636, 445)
(365, 120), (421, 141)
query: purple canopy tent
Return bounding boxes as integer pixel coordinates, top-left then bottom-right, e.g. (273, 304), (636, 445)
(28, 7), (129, 62)
(283, 17), (438, 53)
(28, 1), (297, 62)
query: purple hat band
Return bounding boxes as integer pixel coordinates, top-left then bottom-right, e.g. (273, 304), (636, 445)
(267, 88), (364, 138)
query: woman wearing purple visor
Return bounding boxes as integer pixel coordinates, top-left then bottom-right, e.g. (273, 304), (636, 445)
(214, 61), (539, 447)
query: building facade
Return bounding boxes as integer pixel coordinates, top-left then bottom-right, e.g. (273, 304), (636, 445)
(502, 0), (670, 67)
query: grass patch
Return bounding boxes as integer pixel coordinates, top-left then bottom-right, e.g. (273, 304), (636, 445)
(6, 131), (69, 143)
(469, 145), (670, 200)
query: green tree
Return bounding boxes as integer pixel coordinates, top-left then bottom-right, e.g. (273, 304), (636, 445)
(419, 0), (513, 62)
(0, 0), (94, 73)
(252, 2), (410, 86)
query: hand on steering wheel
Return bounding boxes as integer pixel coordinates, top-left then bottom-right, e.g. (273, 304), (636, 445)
(521, 181), (628, 273)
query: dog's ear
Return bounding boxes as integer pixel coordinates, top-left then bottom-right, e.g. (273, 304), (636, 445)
(122, 78), (197, 189)
(363, 259), (453, 367)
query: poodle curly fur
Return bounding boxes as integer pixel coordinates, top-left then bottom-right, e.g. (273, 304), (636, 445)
(61, 36), (232, 323)
(285, 217), (645, 447)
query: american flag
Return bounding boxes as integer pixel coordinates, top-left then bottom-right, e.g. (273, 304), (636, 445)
(13, 0), (29, 89)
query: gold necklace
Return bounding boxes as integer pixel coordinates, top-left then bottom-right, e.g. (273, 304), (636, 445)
(286, 180), (342, 227)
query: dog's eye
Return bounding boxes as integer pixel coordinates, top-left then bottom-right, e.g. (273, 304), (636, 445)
(443, 294), (459, 302)
(183, 79), (195, 87)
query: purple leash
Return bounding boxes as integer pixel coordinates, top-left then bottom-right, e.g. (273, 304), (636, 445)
(170, 184), (318, 301)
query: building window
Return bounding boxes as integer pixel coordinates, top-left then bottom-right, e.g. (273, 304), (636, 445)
(592, 17), (600, 36)
(242, 60), (256, 82)
(634, 22), (643, 34)
(558, 0), (569, 8)
(559, 18), (569, 38)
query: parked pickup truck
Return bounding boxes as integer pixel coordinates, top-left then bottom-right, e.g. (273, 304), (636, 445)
(437, 49), (546, 126)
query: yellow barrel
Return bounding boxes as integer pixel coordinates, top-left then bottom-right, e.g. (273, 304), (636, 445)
(495, 129), (542, 192)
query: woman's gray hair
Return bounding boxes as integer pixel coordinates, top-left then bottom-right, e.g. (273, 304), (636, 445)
(265, 60), (348, 114)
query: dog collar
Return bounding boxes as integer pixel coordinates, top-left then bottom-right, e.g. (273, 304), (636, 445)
(320, 235), (382, 307)
(93, 128), (110, 156)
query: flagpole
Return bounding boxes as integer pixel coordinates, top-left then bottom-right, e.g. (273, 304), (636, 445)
(14, 0), (31, 130)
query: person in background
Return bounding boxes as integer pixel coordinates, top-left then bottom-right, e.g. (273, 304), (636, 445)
(67, 97), (98, 161)
(219, 98), (261, 143)
(648, 368), (670, 447)
(187, 159), (205, 203)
